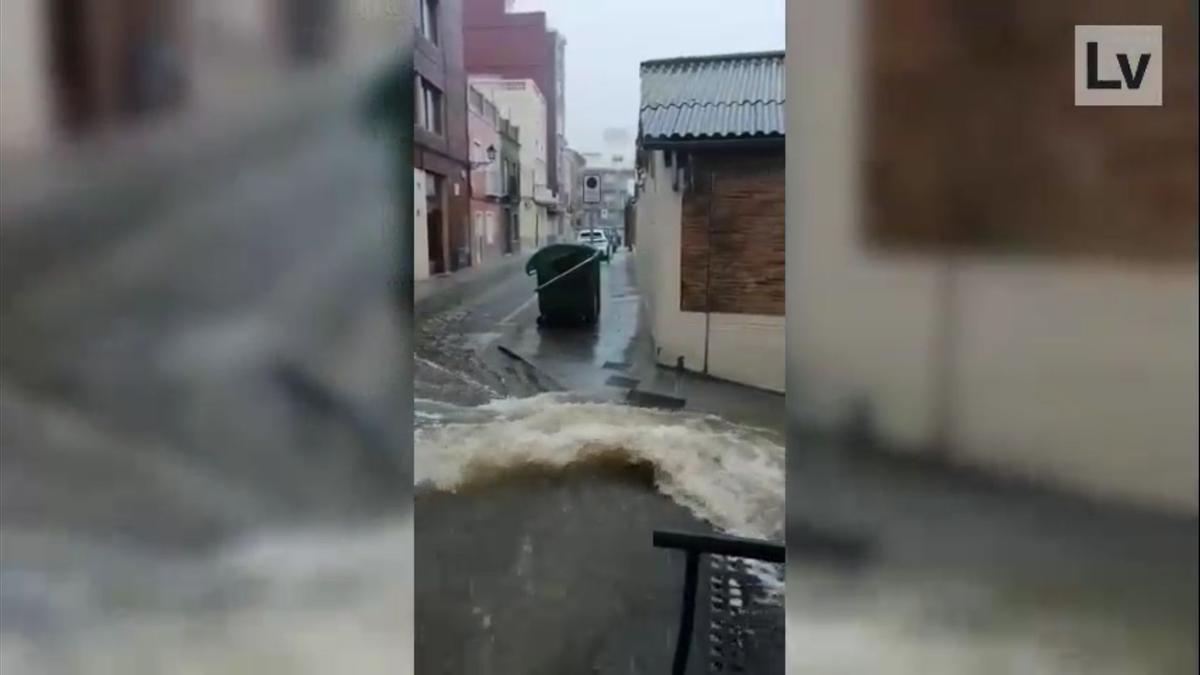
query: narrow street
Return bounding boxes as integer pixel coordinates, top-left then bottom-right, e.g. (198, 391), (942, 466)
(412, 251), (787, 673)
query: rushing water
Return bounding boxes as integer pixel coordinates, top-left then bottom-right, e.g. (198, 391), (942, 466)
(10, 370), (1170, 674)
(2, 379), (785, 674)
(416, 393), (785, 541)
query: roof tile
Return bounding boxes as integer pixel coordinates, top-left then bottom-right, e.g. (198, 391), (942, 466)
(639, 52), (785, 141)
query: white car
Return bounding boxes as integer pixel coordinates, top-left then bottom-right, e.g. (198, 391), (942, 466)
(577, 229), (609, 255)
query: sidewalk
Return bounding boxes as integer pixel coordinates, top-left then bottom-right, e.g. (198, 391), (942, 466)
(415, 252), (532, 320)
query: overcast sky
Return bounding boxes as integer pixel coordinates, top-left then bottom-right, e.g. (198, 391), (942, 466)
(512, 0), (785, 155)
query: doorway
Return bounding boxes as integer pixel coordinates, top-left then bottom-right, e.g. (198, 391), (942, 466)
(426, 174), (447, 275)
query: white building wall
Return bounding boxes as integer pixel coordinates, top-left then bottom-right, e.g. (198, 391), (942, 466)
(414, 169), (430, 281)
(470, 77), (548, 250)
(791, 0), (1198, 514)
(0, 0), (53, 155)
(636, 150), (785, 393)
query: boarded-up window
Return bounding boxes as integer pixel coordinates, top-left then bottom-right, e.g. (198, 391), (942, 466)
(680, 150), (785, 316)
(866, 0), (1198, 263)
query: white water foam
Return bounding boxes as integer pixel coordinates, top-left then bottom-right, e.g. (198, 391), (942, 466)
(416, 392), (786, 598)
(416, 392), (784, 540)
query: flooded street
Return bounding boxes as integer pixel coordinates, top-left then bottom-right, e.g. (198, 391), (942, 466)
(412, 252), (786, 673)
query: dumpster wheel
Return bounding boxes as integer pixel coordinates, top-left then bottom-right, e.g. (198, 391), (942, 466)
(585, 287), (600, 324)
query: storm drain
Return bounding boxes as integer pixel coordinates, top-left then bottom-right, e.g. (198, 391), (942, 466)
(604, 374), (640, 389)
(625, 390), (686, 410)
(602, 360), (631, 371)
(698, 556), (785, 673)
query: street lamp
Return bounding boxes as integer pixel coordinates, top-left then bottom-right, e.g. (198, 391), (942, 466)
(470, 144), (497, 169)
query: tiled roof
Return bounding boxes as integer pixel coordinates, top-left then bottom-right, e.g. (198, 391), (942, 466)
(639, 51), (785, 143)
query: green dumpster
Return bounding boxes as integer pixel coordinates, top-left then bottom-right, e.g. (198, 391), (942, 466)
(526, 243), (604, 325)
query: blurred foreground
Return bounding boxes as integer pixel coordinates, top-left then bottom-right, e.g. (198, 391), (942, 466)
(785, 1), (1197, 672)
(2, 2), (413, 672)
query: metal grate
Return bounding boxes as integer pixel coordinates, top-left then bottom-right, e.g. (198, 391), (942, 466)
(605, 374), (641, 389)
(626, 390), (686, 410)
(699, 556), (784, 673)
(653, 531), (785, 675)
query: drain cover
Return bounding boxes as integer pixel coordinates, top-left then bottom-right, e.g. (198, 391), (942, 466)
(626, 390), (686, 410)
(605, 374), (640, 388)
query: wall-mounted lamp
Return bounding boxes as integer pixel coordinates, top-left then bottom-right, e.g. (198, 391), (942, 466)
(470, 145), (497, 169)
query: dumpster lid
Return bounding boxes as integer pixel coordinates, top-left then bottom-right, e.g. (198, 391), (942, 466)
(525, 243), (599, 274)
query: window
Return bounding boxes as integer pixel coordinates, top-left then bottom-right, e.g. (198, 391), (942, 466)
(419, 0), (439, 45)
(417, 77), (444, 135)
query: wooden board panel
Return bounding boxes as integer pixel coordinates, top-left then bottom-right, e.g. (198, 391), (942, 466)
(680, 151), (785, 316)
(865, 0), (1198, 263)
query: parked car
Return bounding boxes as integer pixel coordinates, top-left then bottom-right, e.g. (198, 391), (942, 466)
(576, 229), (609, 255)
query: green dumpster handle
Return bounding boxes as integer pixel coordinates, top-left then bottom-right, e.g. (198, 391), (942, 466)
(532, 250), (602, 293)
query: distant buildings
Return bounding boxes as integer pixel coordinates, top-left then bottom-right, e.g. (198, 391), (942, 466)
(580, 152), (635, 241)
(467, 84), (505, 266)
(463, 0), (566, 233)
(498, 114), (522, 254)
(470, 76), (552, 251)
(563, 148), (586, 230)
(407, 0), (571, 279)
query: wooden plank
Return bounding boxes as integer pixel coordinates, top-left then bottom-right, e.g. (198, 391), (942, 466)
(679, 151), (785, 316)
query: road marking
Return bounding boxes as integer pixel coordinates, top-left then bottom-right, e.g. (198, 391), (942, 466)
(499, 295), (537, 325)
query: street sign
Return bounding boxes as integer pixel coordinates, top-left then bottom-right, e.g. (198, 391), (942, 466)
(583, 174), (601, 203)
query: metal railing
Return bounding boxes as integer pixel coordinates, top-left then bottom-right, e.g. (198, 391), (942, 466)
(654, 527), (870, 675)
(653, 530), (784, 675)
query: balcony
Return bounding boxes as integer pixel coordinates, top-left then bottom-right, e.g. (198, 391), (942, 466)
(533, 185), (556, 206)
(484, 167), (504, 199)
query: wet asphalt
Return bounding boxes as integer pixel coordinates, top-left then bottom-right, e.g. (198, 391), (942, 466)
(414, 252), (738, 674)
